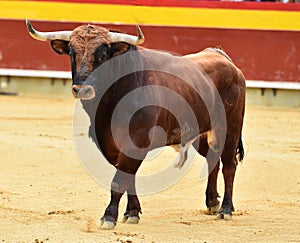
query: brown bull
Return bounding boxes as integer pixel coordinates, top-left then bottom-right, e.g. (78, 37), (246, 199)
(26, 20), (245, 229)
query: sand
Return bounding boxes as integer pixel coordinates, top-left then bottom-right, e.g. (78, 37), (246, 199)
(0, 95), (299, 242)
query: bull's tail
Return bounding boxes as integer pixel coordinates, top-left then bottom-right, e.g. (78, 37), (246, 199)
(237, 137), (244, 162)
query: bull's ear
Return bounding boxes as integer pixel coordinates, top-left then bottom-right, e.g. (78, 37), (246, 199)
(110, 42), (130, 57)
(50, 40), (70, 55)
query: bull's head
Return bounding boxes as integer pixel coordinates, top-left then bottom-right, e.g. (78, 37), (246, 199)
(26, 19), (144, 99)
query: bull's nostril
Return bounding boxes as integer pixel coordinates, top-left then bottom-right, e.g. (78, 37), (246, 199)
(71, 85), (94, 99)
(72, 87), (80, 94)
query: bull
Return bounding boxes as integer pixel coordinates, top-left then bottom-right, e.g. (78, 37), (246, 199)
(26, 19), (245, 229)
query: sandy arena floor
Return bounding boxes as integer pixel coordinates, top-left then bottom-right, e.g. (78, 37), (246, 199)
(0, 95), (299, 242)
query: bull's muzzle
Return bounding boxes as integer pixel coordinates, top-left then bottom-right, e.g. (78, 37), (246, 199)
(72, 85), (95, 99)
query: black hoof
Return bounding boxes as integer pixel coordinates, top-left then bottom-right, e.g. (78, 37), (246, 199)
(207, 202), (220, 215)
(122, 213), (140, 224)
(216, 207), (233, 220)
(100, 217), (116, 230)
(216, 212), (232, 220)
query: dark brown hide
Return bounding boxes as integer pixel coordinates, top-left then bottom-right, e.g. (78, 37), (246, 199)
(28, 23), (245, 228)
(82, 47), (245, 225)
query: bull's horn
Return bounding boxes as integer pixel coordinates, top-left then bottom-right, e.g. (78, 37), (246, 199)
(26, 19), (72, 41)
(107, 25), (145, 45)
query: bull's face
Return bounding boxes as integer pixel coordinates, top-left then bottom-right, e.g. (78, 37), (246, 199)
(26, 20), (144, 99)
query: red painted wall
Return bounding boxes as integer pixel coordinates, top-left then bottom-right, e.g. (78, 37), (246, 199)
(0, 19), (299, 82)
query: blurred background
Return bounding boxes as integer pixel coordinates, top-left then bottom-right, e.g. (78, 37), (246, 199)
(0, 0), (299, 105)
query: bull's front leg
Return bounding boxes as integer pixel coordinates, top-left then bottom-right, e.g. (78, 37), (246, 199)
(100, 152), (143, 229)
(122, 178), (142, 224)
(100, 170), (131, 229)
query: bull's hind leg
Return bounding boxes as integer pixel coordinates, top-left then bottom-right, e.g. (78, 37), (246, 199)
(206, 158), (221, 214)
(217, 142), (238, 220)
(122, 176), (142, 224)
(217, 100), (244, 220)
(196, 135), (221, 214)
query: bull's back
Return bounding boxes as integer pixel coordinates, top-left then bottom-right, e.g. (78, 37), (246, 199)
(185, 48), (245, 98)
(184, 48), (235, 77)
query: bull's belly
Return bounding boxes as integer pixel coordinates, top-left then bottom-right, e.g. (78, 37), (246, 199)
(165, 121), (205, 146)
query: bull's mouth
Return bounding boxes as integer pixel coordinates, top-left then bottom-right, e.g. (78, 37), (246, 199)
(72, 85), (95, 99)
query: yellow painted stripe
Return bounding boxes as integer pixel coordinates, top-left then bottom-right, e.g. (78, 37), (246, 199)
(0, 1), (300, 31)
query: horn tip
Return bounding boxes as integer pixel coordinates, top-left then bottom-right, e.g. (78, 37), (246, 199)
(25, 19), (34, 34)
(136, 25), (145, 44)
(25, 19), (31, 28)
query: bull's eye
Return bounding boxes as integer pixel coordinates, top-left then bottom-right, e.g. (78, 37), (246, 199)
(97, 52), (107, 62)
(94, 44), (110, 64)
